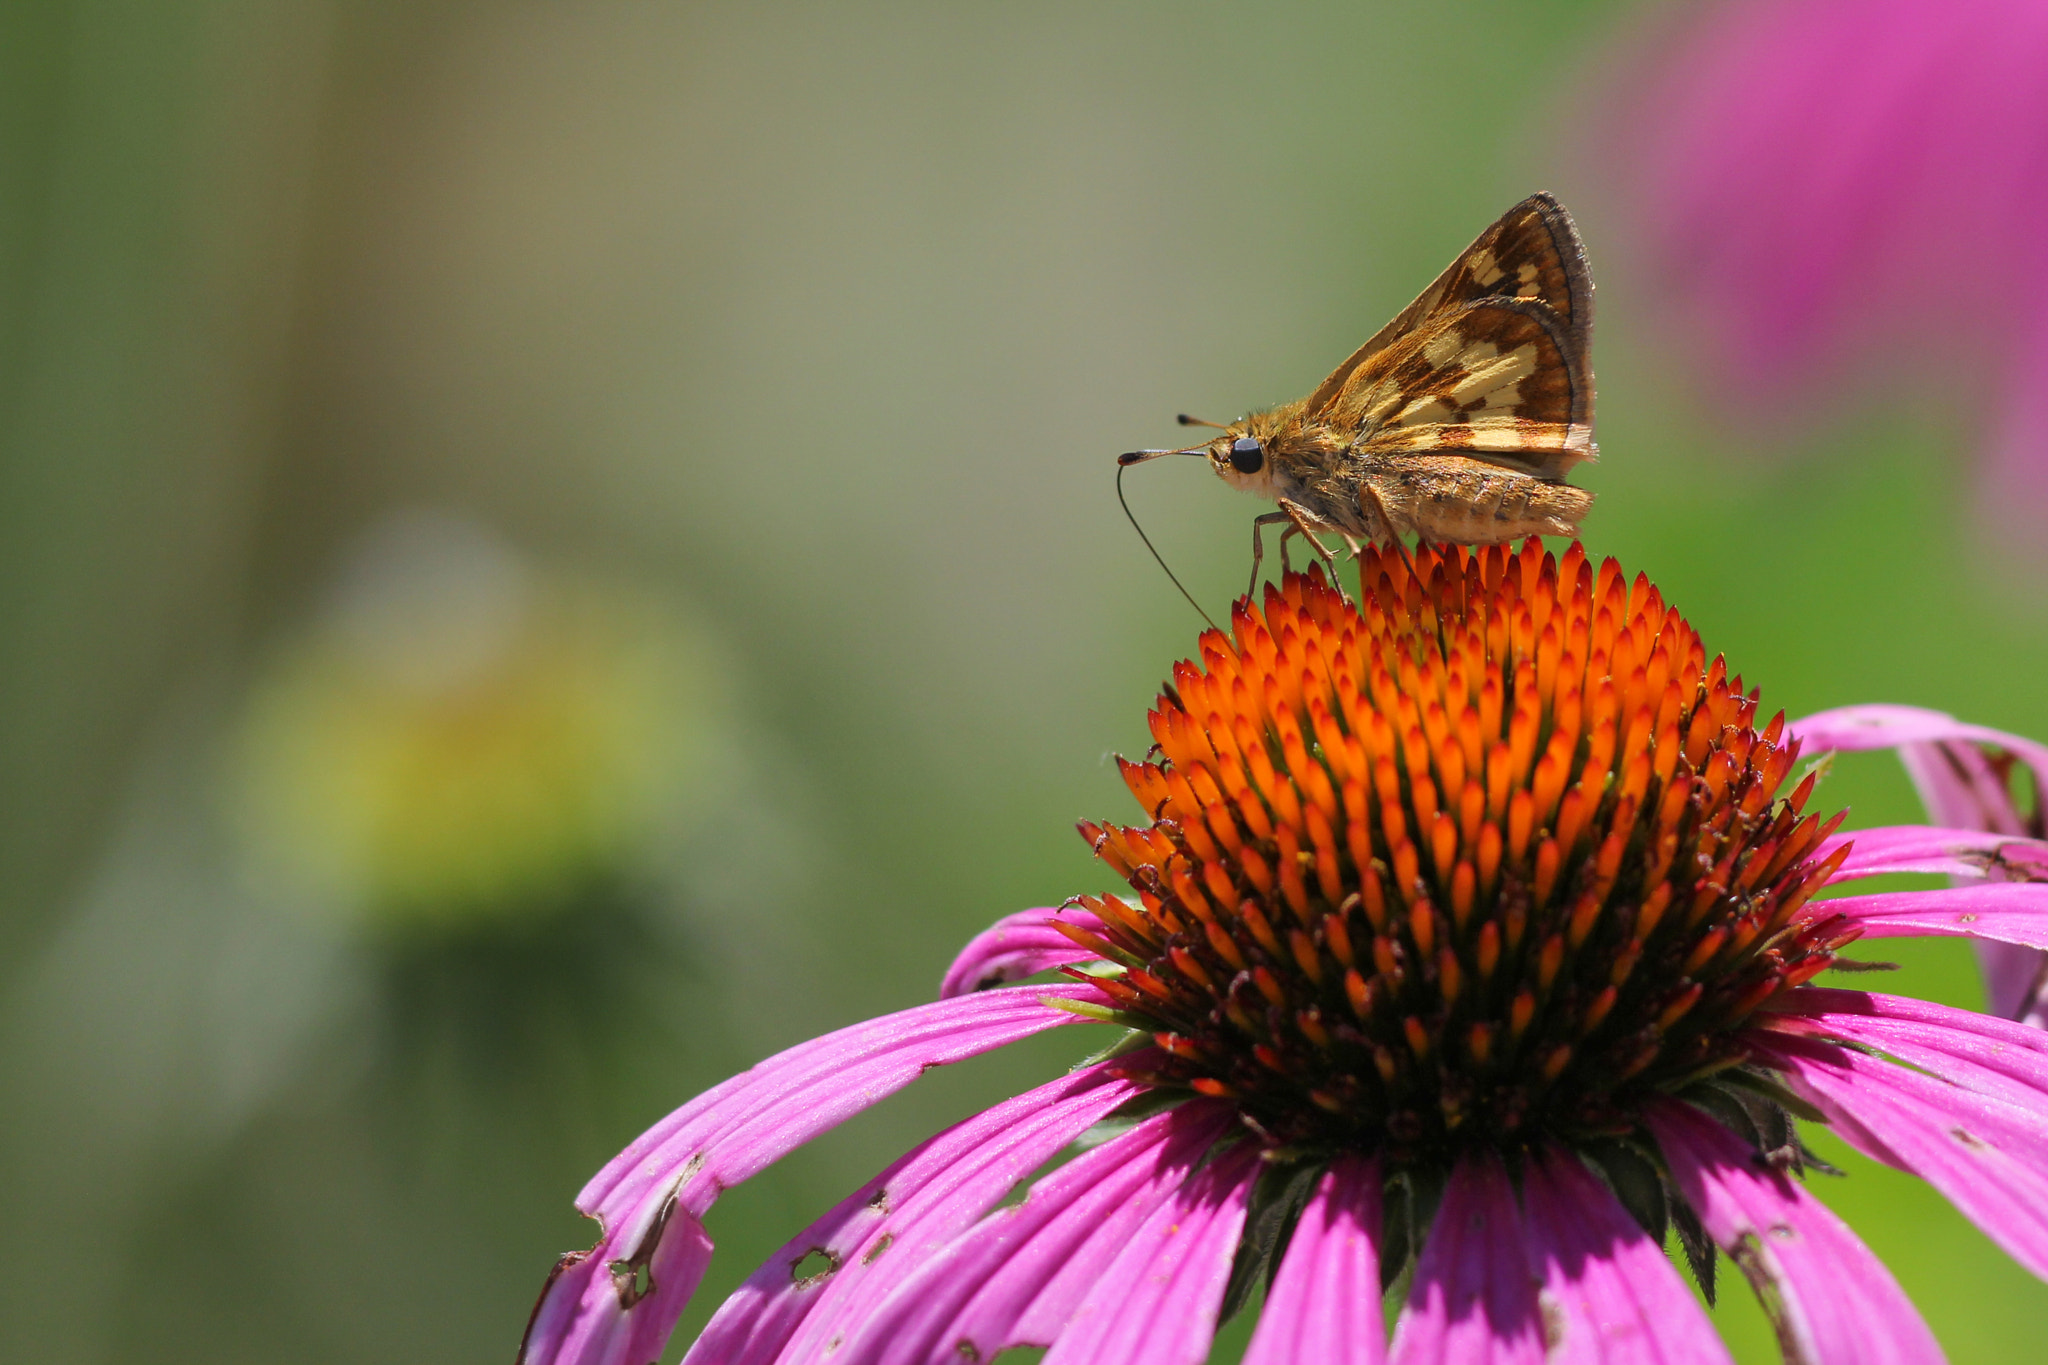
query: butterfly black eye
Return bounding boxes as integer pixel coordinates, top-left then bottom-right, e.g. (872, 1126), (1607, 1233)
(1229, 436), (1264, 474)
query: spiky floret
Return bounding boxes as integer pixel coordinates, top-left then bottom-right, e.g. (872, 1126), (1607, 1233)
(1069, 541), (1856, 1165)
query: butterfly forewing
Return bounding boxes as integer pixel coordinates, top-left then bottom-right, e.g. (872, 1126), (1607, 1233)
(1332, 297), (1593, 480)
(1304, 193), (1593, 420)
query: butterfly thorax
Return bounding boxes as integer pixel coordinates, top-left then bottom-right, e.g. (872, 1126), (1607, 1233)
(1210, 405), (1374, 538)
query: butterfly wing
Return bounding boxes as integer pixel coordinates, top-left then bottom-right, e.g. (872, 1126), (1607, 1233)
(1303, 192), (1594, 423)
(1324, 296), (1594, 479)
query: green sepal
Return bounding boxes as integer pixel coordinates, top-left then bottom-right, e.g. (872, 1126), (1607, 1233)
(1070, 1086), (1191, 1151)
(1070, 1027), (1156, 1072)
(1219, 1157), (1325, 1323)
(1578, 1137), (1669, 1249)
(1039, 995), (1157, 1030)
(1671, 1193), (1719, 1306)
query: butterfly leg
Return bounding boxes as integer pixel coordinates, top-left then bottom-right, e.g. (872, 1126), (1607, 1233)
(1360, 482), (1419, 584)
(1248, 511), (1292, 600)
(1277, 499), (1342, 583)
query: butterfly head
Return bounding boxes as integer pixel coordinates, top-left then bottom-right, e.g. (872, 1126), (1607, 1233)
(1205, 411), (1290, 498)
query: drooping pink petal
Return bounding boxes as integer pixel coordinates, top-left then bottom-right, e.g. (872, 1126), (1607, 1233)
(1646, 1099), (1942, 1364)
(755, 1061), (1188, 1364)
(1241, 1156), (1384, 1365)
(1757, 1031), (2048, 1280)
(835, 1100), (1237, 1365)
(1518, 1146), (1732, 1365)
(519, 983), (1107, 1365)
(1788, 705), (2048, 816)
(1817, 825), (2048, 884)
(1980, 942), (2048, 1031)
(1793, 704), (2048, 1022)
(682, 1060), (1141, 1365)
(1040, 1139), (1262, 1365)
(1809, 882), (2048, 949)
(1387, 1153), (1543, 1365)
(939, 905), (1108, 998)
(1898, 732), (2039, 839)
(1762, 987), (2048, 1110)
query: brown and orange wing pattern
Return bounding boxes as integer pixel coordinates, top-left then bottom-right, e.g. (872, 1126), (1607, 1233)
(1303, 193), (1594, 421)
(1323, 297), (1594, 479)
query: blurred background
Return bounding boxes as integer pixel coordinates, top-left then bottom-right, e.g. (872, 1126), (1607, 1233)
(5, 2), (2047, 1361)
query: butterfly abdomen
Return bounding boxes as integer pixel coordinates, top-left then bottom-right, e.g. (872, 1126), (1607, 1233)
(1376, 461), (1592, 545)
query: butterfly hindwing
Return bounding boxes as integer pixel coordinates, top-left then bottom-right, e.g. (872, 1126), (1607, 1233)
(1323, 297), (1594, 479)
(1304, 193), (1593, 419)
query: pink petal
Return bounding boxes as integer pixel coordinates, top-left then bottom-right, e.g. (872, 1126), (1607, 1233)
(1818, 825), (2048, 884)
(1810, 882), (2048, 949)
(1518, 1146), (1733, 1365)
(1756, 1031), (2048, 1280)
(1242, 1156), (1385, 1365)
(939, 905), (1108, 998)
(520, 1207), (714, 1365)
(1040, 1140), (1263, 1365)
(519, 983), (1105, 1365)
(1388, 1153), (1543, 1365)
(1761, 987), (2048, 1110)
(835, 1100), (1237, 1365)
(1646, 1099), (1943, 1364)
(683, 1061), (1141, 1365)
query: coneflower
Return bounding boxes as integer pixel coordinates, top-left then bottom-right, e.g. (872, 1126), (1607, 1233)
(522, 542), (2048, 1364)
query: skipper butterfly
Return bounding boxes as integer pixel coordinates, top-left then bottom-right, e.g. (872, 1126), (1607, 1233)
(1122, 193), (1596, 588)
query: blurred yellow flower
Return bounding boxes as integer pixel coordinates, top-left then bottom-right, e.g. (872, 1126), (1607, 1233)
(232, 512), (710, 938)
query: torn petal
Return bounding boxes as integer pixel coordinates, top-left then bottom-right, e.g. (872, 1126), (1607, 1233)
(519, 983), (1105, 1365)
(519, 1205), (712, 1365)
(1519, 1145), (1732, 1365)
(1757, 1031), (2048, 1281)
(1647, 1099), (1942, 1365)
(684, 1060), (1141, 1365)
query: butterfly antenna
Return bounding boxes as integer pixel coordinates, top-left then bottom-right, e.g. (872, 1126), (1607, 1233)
(1176, 413), (1229, 429)
(1117, 460), (1219, 631)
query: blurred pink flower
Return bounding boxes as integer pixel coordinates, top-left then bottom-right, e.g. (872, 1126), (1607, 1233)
(520, 547), (2048, 1364)
(1612, 0), (2048, 538)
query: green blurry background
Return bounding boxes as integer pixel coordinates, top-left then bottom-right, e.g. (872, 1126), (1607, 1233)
(3, 3), (2043, 1361)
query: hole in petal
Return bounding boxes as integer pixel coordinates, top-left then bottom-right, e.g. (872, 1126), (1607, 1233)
(791, 1247), (840, 1288)
(604, 1258), (653, 1305)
